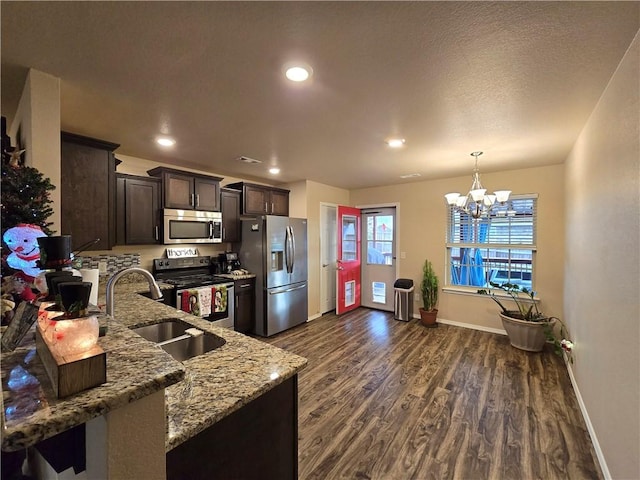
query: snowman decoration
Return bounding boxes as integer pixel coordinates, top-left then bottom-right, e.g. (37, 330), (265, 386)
(3, 224), (47, 279)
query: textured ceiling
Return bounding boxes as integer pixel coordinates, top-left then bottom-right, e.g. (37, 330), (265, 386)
(2, 2), (638, 189)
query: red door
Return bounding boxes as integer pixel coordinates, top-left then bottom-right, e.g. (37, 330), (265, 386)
(336, 205), (361, 315)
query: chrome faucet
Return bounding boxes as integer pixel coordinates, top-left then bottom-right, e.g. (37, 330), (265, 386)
(105, 267), (162, 317)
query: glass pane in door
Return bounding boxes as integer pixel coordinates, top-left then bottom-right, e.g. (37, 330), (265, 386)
(342, 215), (358, 261)
(366, 215), (394, 265)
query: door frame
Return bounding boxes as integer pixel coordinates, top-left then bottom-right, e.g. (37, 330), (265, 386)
(319, 202), (401, 314)
(319, 202), (338, 315)
(357, 202), (401, 290)
(360, 205), (398, 311)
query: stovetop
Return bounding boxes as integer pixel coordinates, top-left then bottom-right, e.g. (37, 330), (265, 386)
(152, 256), (232, 289)
(161, 274), (232, 289)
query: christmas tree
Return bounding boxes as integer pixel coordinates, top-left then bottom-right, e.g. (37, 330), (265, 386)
(1, 117), (56, 236)
(1, 162), (56, 236)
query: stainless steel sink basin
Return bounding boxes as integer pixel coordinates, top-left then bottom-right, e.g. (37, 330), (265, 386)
(131, 319), (225, 361)
(132, 320), (188, 343)
(160, 333), (226, 362)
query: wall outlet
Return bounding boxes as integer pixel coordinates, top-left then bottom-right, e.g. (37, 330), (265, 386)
(98, 260), (107, 274)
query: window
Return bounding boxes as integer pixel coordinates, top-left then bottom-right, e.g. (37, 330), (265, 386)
(341, 215), (358, 261)
(366, 214), (394, 265)
(446, 194), (537, 290)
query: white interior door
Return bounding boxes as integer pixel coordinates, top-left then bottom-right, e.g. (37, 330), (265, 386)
(361, 207), (397, 311)
(320, 204), (337, 314)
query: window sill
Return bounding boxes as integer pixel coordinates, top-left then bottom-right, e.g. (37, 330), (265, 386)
(442, 286), (540, 302)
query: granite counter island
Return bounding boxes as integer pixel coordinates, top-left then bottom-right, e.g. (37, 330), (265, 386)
(1, 281), (307, 479)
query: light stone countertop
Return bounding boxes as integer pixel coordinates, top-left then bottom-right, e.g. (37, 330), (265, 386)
(1, 281), (307, 453)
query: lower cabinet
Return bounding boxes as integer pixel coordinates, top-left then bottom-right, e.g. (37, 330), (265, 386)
(116, 174), (161, 245)
(234, 278), (255, 333)
(166, 375), (298, 480)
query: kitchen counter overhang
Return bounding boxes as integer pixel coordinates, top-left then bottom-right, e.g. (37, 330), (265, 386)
(1, 282), (307, 453)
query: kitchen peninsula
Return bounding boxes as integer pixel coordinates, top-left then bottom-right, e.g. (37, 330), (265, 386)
(1, 281), (307, 479)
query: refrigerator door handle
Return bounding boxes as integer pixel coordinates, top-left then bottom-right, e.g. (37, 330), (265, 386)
(289, 226), (296, 273)
(269, 284), (306, 294)
(285, 226), (294, 273)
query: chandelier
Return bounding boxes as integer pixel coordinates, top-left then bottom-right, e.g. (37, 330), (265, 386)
(444, 151), (511, 219)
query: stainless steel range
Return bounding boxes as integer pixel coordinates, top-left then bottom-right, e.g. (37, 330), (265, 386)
(152, 256), (235, 330)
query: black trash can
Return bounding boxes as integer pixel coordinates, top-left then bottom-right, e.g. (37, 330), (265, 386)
(393, 278), (414, 321)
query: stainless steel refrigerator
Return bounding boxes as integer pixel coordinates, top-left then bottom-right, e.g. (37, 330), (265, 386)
(239, 216), (308, 337)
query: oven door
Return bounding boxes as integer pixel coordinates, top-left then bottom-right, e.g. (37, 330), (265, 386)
(163, 209), (222, 244)
(175, 284), (235, 329)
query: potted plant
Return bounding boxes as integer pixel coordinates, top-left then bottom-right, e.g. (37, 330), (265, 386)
(419, 259), (439, 327)
(478, 282), (573, 358)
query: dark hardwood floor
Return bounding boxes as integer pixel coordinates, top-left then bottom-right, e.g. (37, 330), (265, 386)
(261, 308), (603, 480)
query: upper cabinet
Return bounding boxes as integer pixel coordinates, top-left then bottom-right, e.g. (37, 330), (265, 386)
(147, 167), (223, 211)
(220, 188), (241, 243)
(116, 174), (161, 245)
(225, 182), (290, 216)
(61, 132), (119, 251)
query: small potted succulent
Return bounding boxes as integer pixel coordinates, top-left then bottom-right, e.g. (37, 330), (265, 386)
(419, 259), (439, 327)
(478, 282), (573, 359)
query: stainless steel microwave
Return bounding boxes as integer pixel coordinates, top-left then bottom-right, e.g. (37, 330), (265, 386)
(163, 208), (222, 244)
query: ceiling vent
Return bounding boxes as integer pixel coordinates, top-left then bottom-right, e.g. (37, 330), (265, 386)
(236, 156), (262, 164)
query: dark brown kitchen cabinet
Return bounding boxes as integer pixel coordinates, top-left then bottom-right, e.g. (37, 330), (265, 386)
(147, 167), (222, 211)
(167, 375), (298, 480)
(220, 188), (241, 242)
(61, 132), (119, 251)
(234, 277), (255, 333)
(225, 182), (290, 216)
(116, 174), (161, 245)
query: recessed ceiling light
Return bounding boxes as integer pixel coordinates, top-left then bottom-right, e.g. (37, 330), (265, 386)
(285, 65), (312, 82)
(156, 136), (176, 147)
(269, 167), (281, 175)
(386, 138), (406, 148)
(400, 173), (421, 179)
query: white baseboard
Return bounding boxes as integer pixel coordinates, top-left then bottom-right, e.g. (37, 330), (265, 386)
(412, 313), (507, 336)
(565, 361), (611, 479)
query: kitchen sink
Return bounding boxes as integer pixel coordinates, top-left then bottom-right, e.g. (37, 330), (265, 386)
(132, 319), (188, 343)
(160, 333), (226, 362)
(131, 319), (226, 361)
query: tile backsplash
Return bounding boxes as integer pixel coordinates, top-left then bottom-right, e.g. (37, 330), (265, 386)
(74, 253), (141, 280)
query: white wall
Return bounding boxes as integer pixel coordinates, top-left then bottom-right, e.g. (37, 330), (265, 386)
(564, 31), (639, 479)
(10, 69), (61, 232)
(351, 164), (565, 331)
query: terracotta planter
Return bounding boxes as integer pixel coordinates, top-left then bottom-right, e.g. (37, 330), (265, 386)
(419, 308), (438, 328)
(500, 312), (555, 352)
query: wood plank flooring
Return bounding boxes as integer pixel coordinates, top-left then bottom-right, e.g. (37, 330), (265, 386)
(260, 308), (602, 480)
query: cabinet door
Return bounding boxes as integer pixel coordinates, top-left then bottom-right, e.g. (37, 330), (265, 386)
(126, 177), (160, 244)
(234, 278), (255, 333)
(194, 177), (220, 211)
(243, 185), (269, 215)
(61, 133), (118, 251)
(221, 189), (241, 242)
(164, 172), (195, 209)
(270, 190), (290, 216)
